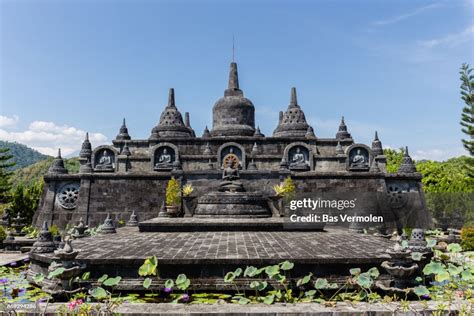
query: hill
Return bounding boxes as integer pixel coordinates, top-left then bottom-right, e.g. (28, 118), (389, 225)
(0, 141), (49, 170)
(11, 157), (80, 188)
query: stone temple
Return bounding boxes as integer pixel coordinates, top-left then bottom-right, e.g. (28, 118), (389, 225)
(33, 62), (429, 230)
(28, 62), (432, 292)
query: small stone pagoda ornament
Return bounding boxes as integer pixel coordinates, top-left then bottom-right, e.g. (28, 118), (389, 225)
(253, 126), (264, 137)
(99, 214), (116, 234)
(336, 141), (345, 156)
(408, 228), (429, 253)
(371, 131), (383, 156)
(115, 118), (131, 141)
(203, 143), (212, 155)
(158, 201), (169, 218)
(273, 87), (310, 137)
(398, 146), (417, 174)
(248, 159), (257, 170)
(48, 149), (68, 174)
(73, 217), (88, 238)
(32, 221), (56, 253)
(335, 116), (352, 140)
(202, 126), (211, 138)
(127, 210), (139, 226)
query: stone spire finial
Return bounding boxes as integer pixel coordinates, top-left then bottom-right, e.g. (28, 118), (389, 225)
(251, 142), (259, 154)
(248, 158), (257, 170)
(126, 210), (139, 226)
(32, 221), (56, 253)
(48, 148), (68, 174)
(203, 142), (212, 155)
(370, 159), (381, 173)
(202, 126), (211, 138)
(184, 112), (195, 136)
(273, 87), (310, 137)
(336, 116), (352, 140)
(167, 88), (176, 108)
(305, 126), (316, 138)
(121, 142), (131, 156)
(336, 141), (345, 155)
(290, 87), (299, 108)
(149, 88), (193, 138)
(80, 132), (92, 158)
(253, 126), (264, 137)
(225, 62), (242, 97)
(279, 111), (283, 123)
(398, 146), (417, 173)
(372, 131), (383, 156)
(99, 213), (116, 234)
(116, 118), (131, 140)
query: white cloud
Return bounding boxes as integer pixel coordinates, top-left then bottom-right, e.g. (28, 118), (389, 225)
(418, 24), (474, 48)
(412, 147), (467, 161)
(0, 117), (107, 156)
(0, 115), (19, 128)
(372, 3), (440, 26)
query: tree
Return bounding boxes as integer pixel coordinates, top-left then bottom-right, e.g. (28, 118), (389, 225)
(383, 148), (404, 173)
(8, 180), (44, 226)
(0, 147), (15, 204)
(460, 63), (474, 156)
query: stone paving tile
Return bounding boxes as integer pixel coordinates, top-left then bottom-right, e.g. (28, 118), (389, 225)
(70, 227), (394, 263)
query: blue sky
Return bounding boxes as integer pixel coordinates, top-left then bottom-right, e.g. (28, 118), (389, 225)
(0, 0), (473, 159)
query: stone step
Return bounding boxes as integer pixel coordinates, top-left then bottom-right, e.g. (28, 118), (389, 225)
(138, 217), (326, 232)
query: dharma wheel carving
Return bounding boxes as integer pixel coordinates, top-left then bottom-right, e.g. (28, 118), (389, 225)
(57, 183), (80, 209)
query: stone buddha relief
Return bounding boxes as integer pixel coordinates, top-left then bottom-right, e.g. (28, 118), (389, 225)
(95, 149), (115, 171)
(349, 147), (369, 170)
(288, 146), (310, 170)
(154, 147), (175, 170)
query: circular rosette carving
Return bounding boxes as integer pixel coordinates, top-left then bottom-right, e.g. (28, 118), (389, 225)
(223, 153), (240, 169)
(57, 183), (80, 209)
(386, 183), (408, 209)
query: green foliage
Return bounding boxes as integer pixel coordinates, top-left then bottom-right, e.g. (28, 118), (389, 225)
(459, 63), (474, 155)
(49, 224), (59, 237)
(138, 256), (158, 277)
(7, 180), (44, 225)
(461, 228), (474, 251)
(0, 226), (6, 241)
(384, 148), (405, 173)
(103, 276), (121, 287)
(11, 157), (79, 188)
(142, 278), (152, 289)
(175, 274), (190, 291)
(165, 177), (181, 206)
(0, 147), (15, 204)
(0, 141), (48, 171)
(385, 149), (474, 226)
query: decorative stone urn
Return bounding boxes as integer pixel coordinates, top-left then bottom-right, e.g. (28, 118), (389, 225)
(12, 213), (26, 236)
(377, 243), (419, 294)
(166, 205), (179, 217)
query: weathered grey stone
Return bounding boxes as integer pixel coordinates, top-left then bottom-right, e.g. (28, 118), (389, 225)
(335, 116), (352, 140)
(48, 149), (68, 175)
(211, 62), (255, 136)
(273, 87), (311, 137)
(398, 146), (417, 174)
(31, 221), (56, 253)
(372, 131), (383, 156)
(115, 118), (131, 141)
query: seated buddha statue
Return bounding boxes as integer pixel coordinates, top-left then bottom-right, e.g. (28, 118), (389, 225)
(351, 149), (368, 168)
(155, 148), (173, 169)
(219, 161), (244, 192)
(96, 150), (114, 170)
(289, 147), (309, 170)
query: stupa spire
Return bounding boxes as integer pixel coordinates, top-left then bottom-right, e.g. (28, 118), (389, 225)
(167, 88), (176, 108)
(116, 118), (131, 140)
(48, 148), (68, 174)
(371, 130), (383, 156)
(289, 87), (299, 108)
(224, 62), (243, 97)
(398, 146), (417, 173)
(336, 116), (352, 140)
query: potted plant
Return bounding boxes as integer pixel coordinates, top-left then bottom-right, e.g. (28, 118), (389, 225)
(182, 184), (195, 217)
(166, 177), (181, 216)
(272, 176), (296, 216)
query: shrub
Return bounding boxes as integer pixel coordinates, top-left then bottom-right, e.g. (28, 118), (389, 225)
(49, 224), (60, 237)
(461, 227), (474, 251)
(166, 177), (181, 206)
(182, 184), (194, 197)
(0, 226), (6, 241)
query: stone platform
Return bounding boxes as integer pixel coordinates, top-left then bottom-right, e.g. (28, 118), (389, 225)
(29, 226), (394, 291)
(138, 217), (326, 232)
